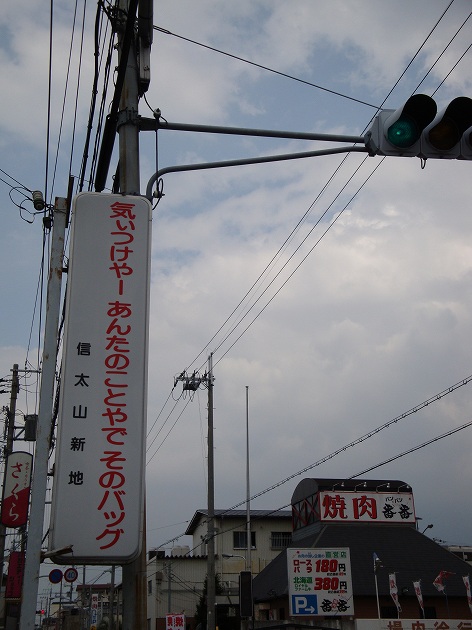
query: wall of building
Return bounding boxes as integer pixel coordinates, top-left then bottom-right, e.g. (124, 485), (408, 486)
(147, 512), (293, 629)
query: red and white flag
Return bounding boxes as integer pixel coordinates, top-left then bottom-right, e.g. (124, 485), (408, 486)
(463, 575), (472, 614)
(389, 573), (402, 613)
(413, 580), (424, 616)
(433, 570), (454, 592)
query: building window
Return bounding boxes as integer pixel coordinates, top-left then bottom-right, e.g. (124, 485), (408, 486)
(147, 580), (152, 595)
(270, 532), (291, 549)
(233, 531), (256, 549)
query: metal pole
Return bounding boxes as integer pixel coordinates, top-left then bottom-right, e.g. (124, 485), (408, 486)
(19, 199), (68, 630)
(244, 386), (251, 630)
(245, 386), (251, 573)
(110, 566), (115, 630)
(207, 354), (216, 630)
(374, 570), (381, 620)
(167, 561), (171, 613)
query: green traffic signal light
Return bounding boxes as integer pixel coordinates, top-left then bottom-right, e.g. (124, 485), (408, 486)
(386, 94), (437, 149)
(387, 117), (420, 148)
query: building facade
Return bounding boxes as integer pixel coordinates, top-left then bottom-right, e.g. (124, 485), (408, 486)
(147, 508), (292, 630)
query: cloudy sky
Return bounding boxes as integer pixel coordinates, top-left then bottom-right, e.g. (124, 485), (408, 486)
(1, 0), (472, 565)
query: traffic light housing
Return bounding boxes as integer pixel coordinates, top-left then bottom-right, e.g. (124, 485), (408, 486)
(365, 94), (472, 159)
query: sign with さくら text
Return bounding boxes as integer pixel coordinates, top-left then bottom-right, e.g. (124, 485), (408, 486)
(1, 451), (32, 527)
(287, 548), (353, 616)
(49, 193), (152, 563)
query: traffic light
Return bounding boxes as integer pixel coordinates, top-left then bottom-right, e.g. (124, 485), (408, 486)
(365, 94), (472, 159)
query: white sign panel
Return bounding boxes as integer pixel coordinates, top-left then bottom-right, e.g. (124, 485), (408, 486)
(319, 491), (415, 523)
(287, 548), (354, 616)
(50, 193), (152, 563)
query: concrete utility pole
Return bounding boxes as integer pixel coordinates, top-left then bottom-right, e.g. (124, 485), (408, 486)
(116, 0), (150, 627)
(175, 355), (216, 630)
(20, 199), (68, 630)
(206, 354), (216, 630)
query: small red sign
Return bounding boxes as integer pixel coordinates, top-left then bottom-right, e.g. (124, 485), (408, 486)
(1, 452), (33, 528)
(6, 551), (25, 599)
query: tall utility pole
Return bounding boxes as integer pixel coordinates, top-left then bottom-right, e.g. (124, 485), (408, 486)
(116, 1), (151, 627)
(206, 354), (216, 630)
(175, 355), (216, 630)
(20, 199), (68, 630)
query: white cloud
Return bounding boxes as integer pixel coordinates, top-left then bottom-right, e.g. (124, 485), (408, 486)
(2, 0), (472, 558)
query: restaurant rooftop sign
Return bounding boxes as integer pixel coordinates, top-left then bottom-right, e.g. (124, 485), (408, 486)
(319, 490), (415, 524)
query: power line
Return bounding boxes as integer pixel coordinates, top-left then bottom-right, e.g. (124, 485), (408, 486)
(350, 419), (472, 479)
(151, 369), (472, 549)
(153, 25), (380, 110)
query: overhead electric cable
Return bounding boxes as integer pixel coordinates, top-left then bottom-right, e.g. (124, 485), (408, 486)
(44, 0), (54, 206)
(227, 372), (472, 508)
(350, 419), (472, 479)
(413, 8), (472, 94)
(153, 25), (380, 110)
(49, 0), (82, 201)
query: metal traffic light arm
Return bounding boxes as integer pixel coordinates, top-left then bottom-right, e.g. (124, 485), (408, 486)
(141, 115), (368, 201)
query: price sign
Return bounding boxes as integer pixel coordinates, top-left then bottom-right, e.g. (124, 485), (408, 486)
(287, 548), (354, 616)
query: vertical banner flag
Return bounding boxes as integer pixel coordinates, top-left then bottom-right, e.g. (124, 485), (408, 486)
(433, 570), (454, 592)
(413, 580), (424, 617)
(389, 573), (402, 614)
(6, 551), (25, 599)
(463, 575), (472, 614)
(49, 193), (152, 563)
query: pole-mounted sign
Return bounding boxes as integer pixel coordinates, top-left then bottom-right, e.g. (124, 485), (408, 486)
(49, 192), (152, 564)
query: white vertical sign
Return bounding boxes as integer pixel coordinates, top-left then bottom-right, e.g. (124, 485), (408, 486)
(49, 193), (152, 563)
